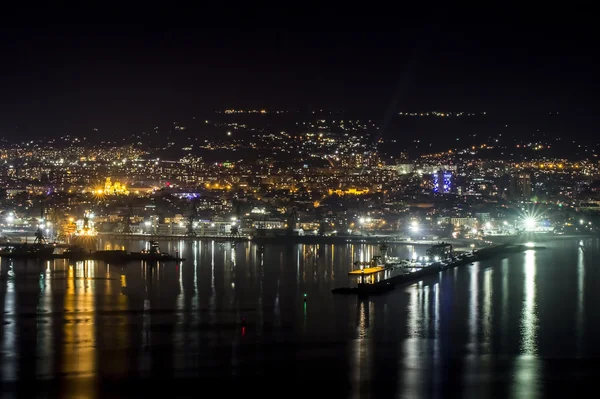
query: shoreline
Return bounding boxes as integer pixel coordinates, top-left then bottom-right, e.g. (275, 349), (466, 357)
(97, 231), (594, 245)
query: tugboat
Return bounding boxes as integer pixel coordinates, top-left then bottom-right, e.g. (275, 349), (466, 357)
(124, 241), (184, 261)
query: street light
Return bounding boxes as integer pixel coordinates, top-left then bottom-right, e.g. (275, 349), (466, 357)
(410, 220), (419, 232)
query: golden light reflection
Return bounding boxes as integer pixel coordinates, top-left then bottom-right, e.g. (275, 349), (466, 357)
(107, 264), (129, 375)
(351, 299), (373, 394)
(62, 261), (97, 385)
(357, 300), (368, 338)
(297, 247), (301, 282)
(245, 244), (250, 273)
(330, 244), (335, 280)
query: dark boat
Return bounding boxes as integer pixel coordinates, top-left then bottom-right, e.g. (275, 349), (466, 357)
(0, 228), (57, 259)
(0, 242), (56, 258)
(62, 241), (183, 262)
(63, 248), (128, 262)
(124, 241), (184, 262)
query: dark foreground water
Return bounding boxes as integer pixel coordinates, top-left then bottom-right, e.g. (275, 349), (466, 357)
(1, 237), (600, 398)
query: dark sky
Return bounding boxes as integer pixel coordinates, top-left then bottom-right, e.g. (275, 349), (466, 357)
(0, 6), (597, 138)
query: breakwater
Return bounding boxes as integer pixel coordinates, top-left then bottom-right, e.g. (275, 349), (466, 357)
(333, 243), (543, 296)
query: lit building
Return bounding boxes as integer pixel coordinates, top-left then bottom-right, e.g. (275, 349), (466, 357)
(433, 170), (452, 193)
(510, 173), (532, 200)
(74, 212), (97, 236)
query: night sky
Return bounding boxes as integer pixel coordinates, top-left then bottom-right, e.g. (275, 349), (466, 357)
(0, 6), (597, 138)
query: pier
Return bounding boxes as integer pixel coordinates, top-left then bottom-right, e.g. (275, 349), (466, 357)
(333, 243), (545, 296)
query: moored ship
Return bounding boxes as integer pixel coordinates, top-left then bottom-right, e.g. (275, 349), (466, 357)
(0, 242), (56, 258)
(0, 228), (56, 259)
(62, 241), (184, 262)
(125, 241), (184, 261)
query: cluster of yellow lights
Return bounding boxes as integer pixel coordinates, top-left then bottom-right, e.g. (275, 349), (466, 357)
(204, 183), (232, 190)
(93, 177), (129, 195)
(516, 144), (550, 150)
(74, 229), (97, 237)
(224, 109), (267, 114)
(328, 188), (369, 196)
(514, 163), (572, 169)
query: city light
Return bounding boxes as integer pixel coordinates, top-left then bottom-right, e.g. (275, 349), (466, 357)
(520, 208), (544, 232)
(524, 217), (537, 230)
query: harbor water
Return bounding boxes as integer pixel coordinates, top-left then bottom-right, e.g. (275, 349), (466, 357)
(0, 237), (599, 397)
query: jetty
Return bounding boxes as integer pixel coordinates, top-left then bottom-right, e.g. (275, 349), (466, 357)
(332, 243), (545, 297)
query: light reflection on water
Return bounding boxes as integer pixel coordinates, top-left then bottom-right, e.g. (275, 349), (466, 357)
(511, 249), (540, 399)
(521, 249), (538, 355)
(0, 238), (596, 396)
(577, 245), (585, 356)
(468, 262), (479, 353)
(2, 262), (16, 382)
(401, 283), (425, 398)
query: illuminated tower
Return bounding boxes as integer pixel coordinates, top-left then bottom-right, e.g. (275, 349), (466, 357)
(433, 170), (452, 193)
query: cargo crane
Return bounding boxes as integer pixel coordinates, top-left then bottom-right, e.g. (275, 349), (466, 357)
(229, 200), (242, 239)
(286, 207), (298, 235)
(123, 204), (133, 234)
(34, 205), (47, 244)
(185, 198), (199, 237)
(229, 223), (241, 239)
